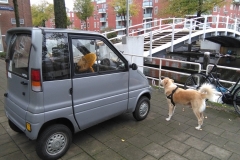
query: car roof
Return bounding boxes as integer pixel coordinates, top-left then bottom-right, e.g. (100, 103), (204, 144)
(7, 27), (102, 36)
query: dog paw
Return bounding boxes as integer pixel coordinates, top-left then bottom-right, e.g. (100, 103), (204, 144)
(166, 117), (171, 121)
(195, 126), (201, 130)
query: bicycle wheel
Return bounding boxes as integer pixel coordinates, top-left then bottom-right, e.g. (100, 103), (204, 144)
(184, 73), (210, 90)
(233, 87), (240, 115)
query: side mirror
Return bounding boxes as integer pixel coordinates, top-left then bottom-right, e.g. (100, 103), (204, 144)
(130, 63), (138, 70)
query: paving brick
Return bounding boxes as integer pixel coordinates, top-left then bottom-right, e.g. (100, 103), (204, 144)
(151, 123), (174, 134)
(127, 134), (151, 148)
(183, 148), (212, 160)
(78, 139), (107, 156)
(184, 137), (210, 151)
(160, 151), (188, 160)
(104, 137), (130, 152)
(163, 139), (190, 155)
(61, 144), (83, 160)
(202, 124), (225, 135)
(184, 127), (208, 139)
(202, 133), (228, 147)
(171, 113), (191, 123)
(0, 142), (19, 157)
(118, 145), (147, 160)
(143, 142), (169, 159)
(168, 120), (191, 132)
(141, 155), (157, 160)
(218, 122), (240, 133)
(204, 144), (232, 160)
(228, 153), (240, 160)
(0, 151), (27, 160)
(167, 129), (190, 142)
(147, 133), (171, 145)
(223, 141), (240, 154)
(0, 134), (11, 145)
(221, 131), (240, 144)
(93, 149), (123, 160)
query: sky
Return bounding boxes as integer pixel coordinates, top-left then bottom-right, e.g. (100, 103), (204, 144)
(30, 0), (74, 10)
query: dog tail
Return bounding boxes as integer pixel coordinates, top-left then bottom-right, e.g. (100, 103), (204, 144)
(198, 83), (217, 101)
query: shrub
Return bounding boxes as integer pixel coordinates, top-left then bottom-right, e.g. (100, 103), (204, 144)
(0, 52), (6, 58)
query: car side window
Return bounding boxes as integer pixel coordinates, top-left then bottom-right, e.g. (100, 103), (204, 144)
(8, 34), (31, 79)
(71, 37), (126, 75)
(42, 32), (70, 81)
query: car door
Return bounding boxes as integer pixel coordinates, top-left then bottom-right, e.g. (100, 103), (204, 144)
(70, 34), (129, 130)
(5, 34), (31, 130)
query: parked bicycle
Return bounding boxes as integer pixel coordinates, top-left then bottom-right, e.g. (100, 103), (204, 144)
(184, 63), (240, 115)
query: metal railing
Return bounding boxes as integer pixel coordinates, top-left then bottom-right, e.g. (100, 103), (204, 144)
(103, 15), (240, 55)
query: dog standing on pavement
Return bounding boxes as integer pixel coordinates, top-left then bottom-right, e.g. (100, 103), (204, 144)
(160, 77), (216, 130)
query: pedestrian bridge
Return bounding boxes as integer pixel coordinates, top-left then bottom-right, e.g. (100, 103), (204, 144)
(103, 15), (240, 57)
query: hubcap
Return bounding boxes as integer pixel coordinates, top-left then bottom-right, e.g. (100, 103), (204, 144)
(46, 132), (67, 155)
(139, 101), (149, 117)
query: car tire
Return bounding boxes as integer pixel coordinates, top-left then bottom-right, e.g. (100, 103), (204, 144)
(133, 96), (150, 121)
(8, 120), (23, 133)
(36, 124), (72, 160)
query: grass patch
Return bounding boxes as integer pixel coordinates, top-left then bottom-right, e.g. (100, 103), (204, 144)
(206, 100), (235, 113)
(0, 52), (6, 59)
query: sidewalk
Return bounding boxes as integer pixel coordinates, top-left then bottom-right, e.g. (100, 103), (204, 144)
(0, 59), (240, 160)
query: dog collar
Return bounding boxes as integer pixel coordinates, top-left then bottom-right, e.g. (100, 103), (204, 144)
(166, 86), (179, 106)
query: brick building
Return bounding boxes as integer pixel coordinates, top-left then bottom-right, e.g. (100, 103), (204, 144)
(0, 0), (32, 51)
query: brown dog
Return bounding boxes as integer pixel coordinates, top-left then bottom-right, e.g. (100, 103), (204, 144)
(160, 77), (216, 130)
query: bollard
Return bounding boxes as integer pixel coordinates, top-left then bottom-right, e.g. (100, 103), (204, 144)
(203, 52), (210, 70)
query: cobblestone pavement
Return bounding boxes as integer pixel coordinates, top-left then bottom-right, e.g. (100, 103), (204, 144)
(0, 59), (240, 160)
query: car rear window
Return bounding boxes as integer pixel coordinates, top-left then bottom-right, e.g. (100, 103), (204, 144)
(8, 34), (32, 79)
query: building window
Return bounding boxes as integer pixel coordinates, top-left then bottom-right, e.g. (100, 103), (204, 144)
(155, 0), (158, 3)
(0, 0), (8, 3)
(154, 18), (157, 26)
(94, 14), (96, 20)
(94, 22), (96, 28)
(154, 6), (158, 15)
(97, 22), (99, 28)
(213, 6), (217, 12)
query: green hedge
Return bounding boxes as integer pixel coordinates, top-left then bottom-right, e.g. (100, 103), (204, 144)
(0, 52), (6, 58)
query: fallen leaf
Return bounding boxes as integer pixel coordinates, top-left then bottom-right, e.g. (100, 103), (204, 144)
(121, 139), (125, 142)
(229, 119), (232, 121)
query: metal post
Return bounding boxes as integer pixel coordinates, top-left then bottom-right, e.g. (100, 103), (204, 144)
(171, 18), (175, 52)
(215, 14), (219, 36)
(203, 16), (207, 39)
(234, 18), (237, 37)
(159, 18), (162, 30)
(225, 16), (229, 36)
(126, 0), (129, 36)
(149, 31), (153, 57)
(188, 19), (192, 45)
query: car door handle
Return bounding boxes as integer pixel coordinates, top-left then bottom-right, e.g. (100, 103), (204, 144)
(21, 81), (28, 85)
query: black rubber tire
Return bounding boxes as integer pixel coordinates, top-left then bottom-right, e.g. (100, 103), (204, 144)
(184, 73), (210, 90)
(8, 120), (23, 133)
(233, 87), (240, 115)
(133, 96), (150, 121)
(36, 124), (72, 160)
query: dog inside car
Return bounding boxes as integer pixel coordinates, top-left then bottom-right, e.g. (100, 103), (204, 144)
(160, 77), (216, 130)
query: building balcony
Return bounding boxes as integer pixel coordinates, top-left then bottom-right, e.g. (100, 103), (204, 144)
(116, 25), (125, 29)
(98, 8), (106, 13)
(143, 13), (152, 19)
(143, 1), (153, 8)
(100, 17), (107, 22)
(116, 16), (126, 21)
(100, 26), (107, 30)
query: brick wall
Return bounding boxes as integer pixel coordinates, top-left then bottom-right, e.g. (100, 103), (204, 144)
(0, 0), (32, 51)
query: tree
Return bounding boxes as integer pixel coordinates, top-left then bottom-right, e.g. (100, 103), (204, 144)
(109, 0), (139, 28)
(74, 0), (94, 30)
(53, 0), (67, 28)
(31, 1), (53, 27)
(13, 0), (20, 27)
(159, 0), (226, 18)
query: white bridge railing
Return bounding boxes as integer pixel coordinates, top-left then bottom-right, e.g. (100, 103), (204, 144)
(104, 15), (240, 56)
